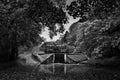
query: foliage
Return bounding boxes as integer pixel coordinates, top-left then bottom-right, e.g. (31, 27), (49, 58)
(51, 0), (66, 8)
(67, 0), (120, 21)
(65, 0), (120, 58)
(0, 0), (67, 62)
(67, 16), (120, 58)
(61, 31), (69, 43)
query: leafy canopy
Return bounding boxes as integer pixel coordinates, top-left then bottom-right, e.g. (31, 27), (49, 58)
(0, 0), (68, 61)
(67, 0), (120, 21)
(65, 0), (120, 59)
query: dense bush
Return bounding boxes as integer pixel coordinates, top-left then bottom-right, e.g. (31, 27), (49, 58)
(0, 0), (67, 62)
(65, 15), (120, 58)
(65, 0), (120, 58)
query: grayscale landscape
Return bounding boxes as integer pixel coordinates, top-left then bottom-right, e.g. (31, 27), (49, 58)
(0, 0), (120, 80)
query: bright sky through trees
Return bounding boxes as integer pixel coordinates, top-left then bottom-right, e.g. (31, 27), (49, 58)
(40, 14), (79, 42)
(39, 0), (78, 42)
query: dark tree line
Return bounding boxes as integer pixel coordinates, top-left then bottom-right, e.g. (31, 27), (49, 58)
(0, 0), (67, 62)
(67, 0), (120, 21)
(1, 0), (120, 62)
(64, 0), (120, 59)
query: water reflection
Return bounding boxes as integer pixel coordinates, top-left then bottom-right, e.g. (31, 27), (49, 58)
(38, 63), (90, 74)
(33, 63), (120, 80)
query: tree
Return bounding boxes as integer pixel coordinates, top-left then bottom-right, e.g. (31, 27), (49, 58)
(65, 0), (120, 59)
(61, 31), (69, 43)
(0, 0), (67, 62)
(70, 17), (120, 58)
(51, 0), (66, 8)
(67, 0), (120, 21)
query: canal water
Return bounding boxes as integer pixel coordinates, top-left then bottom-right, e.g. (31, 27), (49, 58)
(0, 63), (120, 80)
(3, 53), (119, 80)
(30, 63), (120, 80)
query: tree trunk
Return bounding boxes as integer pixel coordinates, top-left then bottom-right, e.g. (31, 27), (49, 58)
(10, 44), (18, 61)
(9, 32), (18, 61)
